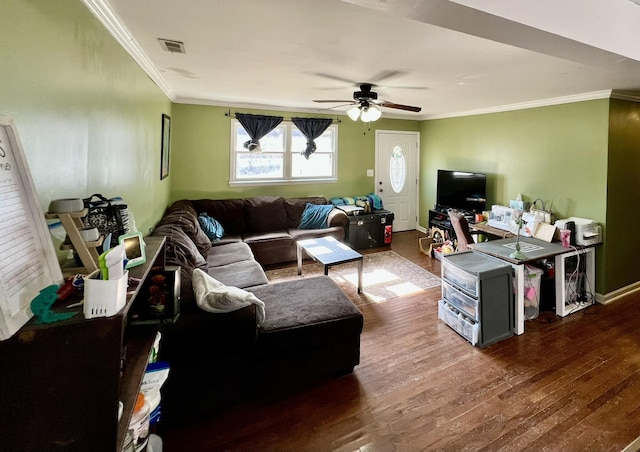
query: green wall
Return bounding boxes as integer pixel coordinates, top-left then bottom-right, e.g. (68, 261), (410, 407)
(419, 100), (614, 292)
(606, 99), (640, 292)
(170, 104), (419, 201)
(1, 0), (172, 234)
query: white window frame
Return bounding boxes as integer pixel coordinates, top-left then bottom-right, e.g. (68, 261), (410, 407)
(230, 119), (338, 186)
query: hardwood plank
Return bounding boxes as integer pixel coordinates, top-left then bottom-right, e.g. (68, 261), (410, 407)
(161, 231), (640, 451)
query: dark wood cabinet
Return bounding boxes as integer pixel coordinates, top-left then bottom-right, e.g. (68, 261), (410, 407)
(0, 236), (166, 452)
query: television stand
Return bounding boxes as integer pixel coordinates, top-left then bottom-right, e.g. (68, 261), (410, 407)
(428, 208), (451, 238)
(429, 207), (477, 240)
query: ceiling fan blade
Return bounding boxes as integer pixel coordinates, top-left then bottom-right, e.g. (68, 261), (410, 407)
(319, 103), (356, 110)
(313, 73), (357, 85)
(378, 101), (422, 113)
(384, 85), (428, 90)
(369, 70), (405, 84)
(313, 99), (354, 103)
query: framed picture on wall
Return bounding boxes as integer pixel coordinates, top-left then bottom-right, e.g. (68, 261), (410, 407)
(161, 114), (171, 180)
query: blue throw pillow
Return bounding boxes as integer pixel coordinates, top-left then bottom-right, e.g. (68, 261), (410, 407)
(198, 213), (225, 241)
(298, 203), (333, 229)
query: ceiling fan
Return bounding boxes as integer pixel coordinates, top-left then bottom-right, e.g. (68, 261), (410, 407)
(313, 83), (422, 122)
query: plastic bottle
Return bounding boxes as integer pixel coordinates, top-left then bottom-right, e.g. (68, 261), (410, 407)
(129, 392), (150, 452)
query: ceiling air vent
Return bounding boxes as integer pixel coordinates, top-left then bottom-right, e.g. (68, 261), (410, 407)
(158, 38), (186, 54)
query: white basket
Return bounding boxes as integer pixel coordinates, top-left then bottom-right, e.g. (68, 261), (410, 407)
(84, 270), (128, 319)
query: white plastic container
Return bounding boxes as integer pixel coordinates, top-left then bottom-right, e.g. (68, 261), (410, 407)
(524, 265), (543, 320)
(83, 270), (128, 319)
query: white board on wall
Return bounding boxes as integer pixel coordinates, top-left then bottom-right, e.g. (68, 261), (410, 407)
(0, 116), (63, 340)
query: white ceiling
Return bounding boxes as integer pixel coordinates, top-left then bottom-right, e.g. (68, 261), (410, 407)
(84, 0), (640, 119)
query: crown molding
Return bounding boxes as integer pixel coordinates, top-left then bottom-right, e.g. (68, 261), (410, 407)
(177, 90), (626, 122)
(611, 89), (640, 102)
(420, 90), (614, 120)
(81, 0), (176, 101)
(173, 97), (419, 121)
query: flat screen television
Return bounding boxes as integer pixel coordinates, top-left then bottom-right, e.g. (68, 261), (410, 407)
(436, 169), (487, 213)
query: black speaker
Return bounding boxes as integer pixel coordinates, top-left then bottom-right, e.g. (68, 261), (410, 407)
(565, 221), (576, 246)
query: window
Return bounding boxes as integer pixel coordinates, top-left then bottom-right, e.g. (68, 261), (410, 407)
(230, 120), (337, 185)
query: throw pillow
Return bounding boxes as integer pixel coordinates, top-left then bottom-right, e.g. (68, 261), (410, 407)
(198, 213), (225, 241)
(298, 203), (333, 229)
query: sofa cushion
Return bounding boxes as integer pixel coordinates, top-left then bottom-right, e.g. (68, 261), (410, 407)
(152, 223), (207, 272)
(242, 230), (292, 245)
(288, 226), (346, 242)
(207, 242), (255, 267)
(244, 196), (288, 233)
(299, 203), (333, 229)
(207, 260), (269, 289)
(191, 199), (246, 235)
(159, 201), (211, 259)
(210, 234), (243, 246)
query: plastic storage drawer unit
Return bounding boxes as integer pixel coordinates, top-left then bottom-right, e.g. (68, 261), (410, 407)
(440, 251), (513, 347)
(442, 280), (480, 320)
(438, 299), (480, 346)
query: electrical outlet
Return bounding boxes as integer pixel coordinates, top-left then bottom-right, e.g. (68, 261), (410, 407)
(366, 169), (374, 177)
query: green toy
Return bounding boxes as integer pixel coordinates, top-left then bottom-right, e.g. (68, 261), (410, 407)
(30, 285), (78, 324)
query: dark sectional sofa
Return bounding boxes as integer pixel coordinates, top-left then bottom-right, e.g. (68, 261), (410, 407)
(191, 195), (348, 265)
(150, 196), (363, 423)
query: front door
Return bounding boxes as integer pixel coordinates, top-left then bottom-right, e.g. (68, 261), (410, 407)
(375, 130), (419, 231)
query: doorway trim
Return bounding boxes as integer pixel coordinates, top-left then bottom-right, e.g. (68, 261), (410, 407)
(374, 129), (420, 232)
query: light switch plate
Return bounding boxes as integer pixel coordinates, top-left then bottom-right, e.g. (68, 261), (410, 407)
(366, 169), (374, 177)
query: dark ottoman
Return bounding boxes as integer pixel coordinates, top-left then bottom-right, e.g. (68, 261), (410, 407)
(248, 276), (364, 379)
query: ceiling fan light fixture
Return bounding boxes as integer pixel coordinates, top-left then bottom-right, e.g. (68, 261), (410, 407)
(347, 105), (361, 121)
(360, 105), (381, 122)
(368, 105), (382, 121)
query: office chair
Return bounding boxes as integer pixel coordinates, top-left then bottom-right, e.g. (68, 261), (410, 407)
(448, 210), (477, 251)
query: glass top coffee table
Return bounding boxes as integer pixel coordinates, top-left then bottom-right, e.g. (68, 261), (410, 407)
(296, 236), (363, 294)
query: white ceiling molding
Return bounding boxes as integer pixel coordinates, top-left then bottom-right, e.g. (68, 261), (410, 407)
(81, 0), (176, 101)
(423, 91), (614, 120)
(611, 90), (640, 103)
(177, 90), (617, 122)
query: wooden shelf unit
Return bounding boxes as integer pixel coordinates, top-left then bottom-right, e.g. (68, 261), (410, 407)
(0, 236), (166, 452)
(45, 209), (103, 273)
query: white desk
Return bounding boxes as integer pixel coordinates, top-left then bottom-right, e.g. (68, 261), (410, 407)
(470, 236), (595, 335)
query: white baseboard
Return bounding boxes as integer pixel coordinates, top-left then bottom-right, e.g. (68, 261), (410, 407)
(621, 435), (640, 452)
(599, 281), (640, 305)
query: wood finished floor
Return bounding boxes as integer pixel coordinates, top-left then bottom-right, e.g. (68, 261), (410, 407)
(162, 231), (640, 452)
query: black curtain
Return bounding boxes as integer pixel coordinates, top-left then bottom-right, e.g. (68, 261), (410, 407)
(236, 113), (283, 152)
(292, 117), (333, 159)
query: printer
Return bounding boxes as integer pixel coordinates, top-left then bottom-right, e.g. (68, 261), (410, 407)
(555, 217), (602, 246)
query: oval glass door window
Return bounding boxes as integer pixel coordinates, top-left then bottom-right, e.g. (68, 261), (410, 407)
(390, 145), (407, 193)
